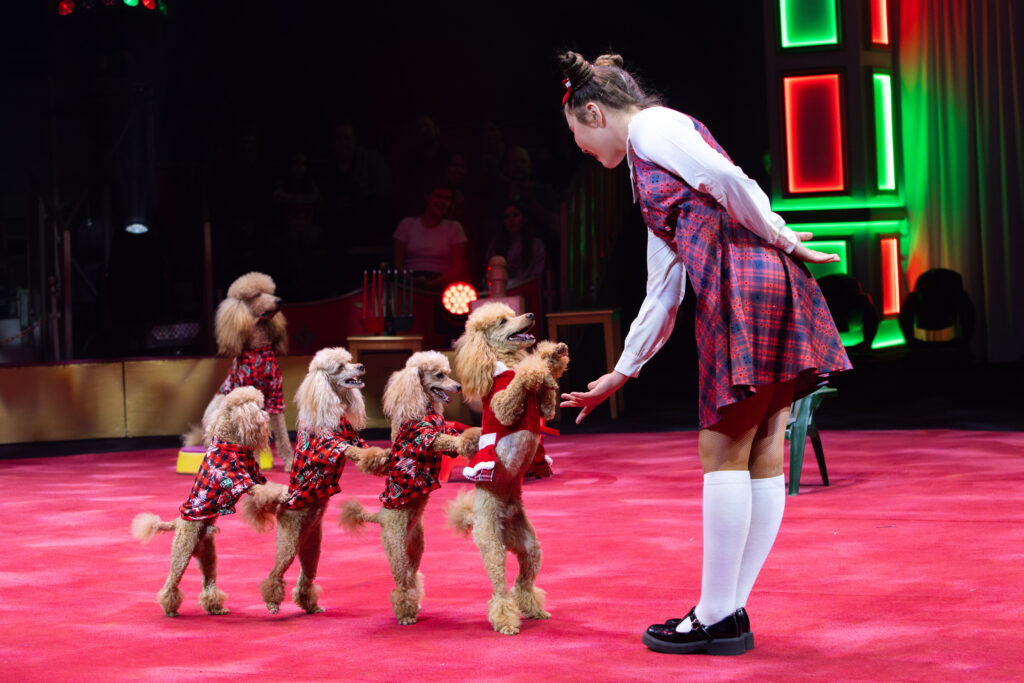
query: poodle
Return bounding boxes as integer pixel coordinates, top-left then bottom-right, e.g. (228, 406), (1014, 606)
(448, 302), (568, 635)
(184, 272), (292, 470)
(243, 347), (387, 615)
(132, 386), (290, 617)
(339, 351), (480, 625)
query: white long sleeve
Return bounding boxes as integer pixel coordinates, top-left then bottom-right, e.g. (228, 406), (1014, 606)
(614, 231), (687, 377)
(628, 107), (799, 254)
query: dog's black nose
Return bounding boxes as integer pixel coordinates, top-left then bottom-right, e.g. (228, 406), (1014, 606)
(355, 363), (364, 371)
(525, 313), (534, 320)
(455, 383), (462, 392)
(274, 297), (283, 306)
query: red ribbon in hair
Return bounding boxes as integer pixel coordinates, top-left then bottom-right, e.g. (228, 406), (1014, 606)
(561, 78), (572, 106)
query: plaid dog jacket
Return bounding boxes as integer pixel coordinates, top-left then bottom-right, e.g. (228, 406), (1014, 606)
(379, 412), (459, 509)
(179, 437), (267, 521)
(218, 344), (284, 414)
(286, 417), (367, 509)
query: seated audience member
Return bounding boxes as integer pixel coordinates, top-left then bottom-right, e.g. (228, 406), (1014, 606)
(484, 201), (546, 290)
(393, 182), (469, 291)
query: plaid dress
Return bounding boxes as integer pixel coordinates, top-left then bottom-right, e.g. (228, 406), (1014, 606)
(218, 345), (284, 414)
(629, 118), (851, 429)
(179, 437), (267, 521)
(379, 412), (460, 509)
(285, 417), (367, 509)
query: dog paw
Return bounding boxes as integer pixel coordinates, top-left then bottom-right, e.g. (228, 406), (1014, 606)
(397, 616), (418, 625)
(266, 602), (280, 614)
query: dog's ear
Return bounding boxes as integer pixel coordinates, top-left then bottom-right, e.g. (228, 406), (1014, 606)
(215, 297), (254, 357)
(454, 329), (497, 402)
(295, 364), (342, 430)
(382, 366), (428, 426)
(267, 311), (289, 355)
(230, 400), (270, 451)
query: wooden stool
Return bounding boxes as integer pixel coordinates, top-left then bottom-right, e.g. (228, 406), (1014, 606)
(545, 309), (623, 419)
(346, 336), (424, 428)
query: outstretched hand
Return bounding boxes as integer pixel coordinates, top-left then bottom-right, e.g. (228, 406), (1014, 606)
(791, 231), (840, 264)
(559, 371), (629, 424)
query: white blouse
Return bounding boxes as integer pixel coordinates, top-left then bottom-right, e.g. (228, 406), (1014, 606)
(614, 106), (799, 378)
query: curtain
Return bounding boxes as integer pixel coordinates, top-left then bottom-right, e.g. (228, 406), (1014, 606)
(899, 0), (1024, 362)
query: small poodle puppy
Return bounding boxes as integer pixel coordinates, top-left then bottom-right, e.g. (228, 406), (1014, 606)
(132, 386), (290, 617)
(340, 351), (480, 625)
(448, 302), (567, 635)
(244, 347), (387, 615)
(185, 272), (293, 470)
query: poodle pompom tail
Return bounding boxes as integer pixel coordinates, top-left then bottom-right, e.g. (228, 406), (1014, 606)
(240, 484), (287, 533)
(446, 490), (475, 537)
(181, 424), (204, 448)
(131, 513), (175, 543)
(338, 499), (378, 533)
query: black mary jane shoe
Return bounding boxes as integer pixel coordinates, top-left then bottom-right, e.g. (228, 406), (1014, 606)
(642, 608), (746, 655)
(659, 608), (754, 651)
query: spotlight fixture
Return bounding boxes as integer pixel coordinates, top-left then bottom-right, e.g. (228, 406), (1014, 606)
(441, 282), (478, 315)
(125, 221), (149, 235)
(57, 0), (74, 15)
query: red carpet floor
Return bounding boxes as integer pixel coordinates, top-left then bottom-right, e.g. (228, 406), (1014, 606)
(1, 429), (1022, 681)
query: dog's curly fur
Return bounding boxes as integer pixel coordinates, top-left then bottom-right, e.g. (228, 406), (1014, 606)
(243, 347), (386, 615)
(132, 386), (289, 617)
(184, 272), (293, 470)
(448, 303), (567, 635)
(339, 351), (480, 625)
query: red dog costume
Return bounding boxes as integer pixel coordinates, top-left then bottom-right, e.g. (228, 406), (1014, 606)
(285, 417), (366, 509)
(463, 362), (543, 482)
(380, 411), (461, 508)
(218, 345), (284, 415)
(179, 437), (267, 521)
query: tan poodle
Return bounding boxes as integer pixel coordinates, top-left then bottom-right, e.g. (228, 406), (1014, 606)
(184, 272), (292, 470)
(339, 351), (480, 625)
(242, 347), (387, 615)
(132, 386), (290, 617)
(448, 302), (568, 635)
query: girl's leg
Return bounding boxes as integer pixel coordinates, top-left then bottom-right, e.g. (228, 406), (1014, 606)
(735, 381), (793, 609)
(684, 389), (773, 630)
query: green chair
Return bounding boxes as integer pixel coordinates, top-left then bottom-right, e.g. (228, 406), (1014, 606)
(785, 386), (837, 495)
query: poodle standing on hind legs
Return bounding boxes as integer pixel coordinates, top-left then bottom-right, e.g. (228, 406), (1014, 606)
(132, 386), (290, 617)
(184, 272), (293, 470)
(244, 347), (387, 615)
(340, 351), (480, 625)
(449, 302), (569, 635)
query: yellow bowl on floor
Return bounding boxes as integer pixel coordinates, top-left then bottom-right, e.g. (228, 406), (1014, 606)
(176, 447), (206, 475)
(176, 446), (274, 474)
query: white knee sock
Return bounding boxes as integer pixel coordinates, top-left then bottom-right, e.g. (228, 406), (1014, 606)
(734, 474), (785, 609)
(678, 470), (751, 633)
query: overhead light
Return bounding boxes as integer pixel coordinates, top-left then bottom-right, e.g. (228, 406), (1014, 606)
(125, 222), (149, 234)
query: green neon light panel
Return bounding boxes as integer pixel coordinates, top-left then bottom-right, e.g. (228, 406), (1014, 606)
(873, 73), (896, 191)
(779, 0), (840, 48)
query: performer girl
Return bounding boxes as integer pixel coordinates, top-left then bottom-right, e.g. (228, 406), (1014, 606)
(557, 52), (851, 655)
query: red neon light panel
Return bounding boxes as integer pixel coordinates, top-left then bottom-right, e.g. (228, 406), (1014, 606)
(783, 74), (846, 194)
(880, 236), (901, 314)
(870, 0), (890, 45)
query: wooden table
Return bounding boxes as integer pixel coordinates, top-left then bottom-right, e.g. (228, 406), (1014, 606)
(545, 310), (623, 419)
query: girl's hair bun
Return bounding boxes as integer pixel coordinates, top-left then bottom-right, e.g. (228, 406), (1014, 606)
(593, 54), (624, 68)
(558, 51), (594, 87)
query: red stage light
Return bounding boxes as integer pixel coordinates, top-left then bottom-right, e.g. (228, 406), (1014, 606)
(57, 0), (74, 15)
(782, 73), (846, 194)
(442, 282), (478, 315)
(871, 0), (890, 46)
(880, 236), (901, 315)
(142, 0), (156, 8)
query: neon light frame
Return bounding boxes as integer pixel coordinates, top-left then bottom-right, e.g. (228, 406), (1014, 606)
(782, 73), (848, 195)
(870, 0), (890, 46)
(880, 235), (901, 315)
(779, 0), (841, 48)
(872, 72), (897, 192)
